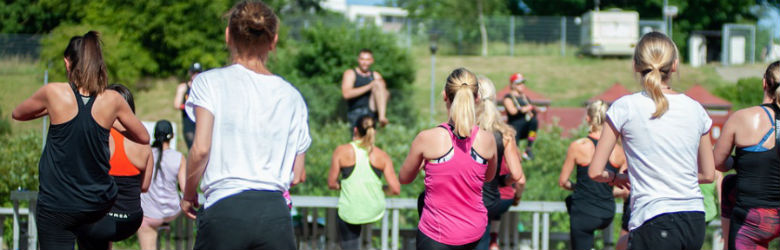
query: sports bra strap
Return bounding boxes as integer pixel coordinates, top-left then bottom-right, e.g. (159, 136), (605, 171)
(754, 105), (776, 147)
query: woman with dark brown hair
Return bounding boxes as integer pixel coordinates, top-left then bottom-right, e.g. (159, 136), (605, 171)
(180, 1), (311, 249)
(12, 31), (149, 250)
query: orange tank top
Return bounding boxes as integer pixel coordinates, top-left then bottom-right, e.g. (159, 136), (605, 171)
(109, 128), (141, 176)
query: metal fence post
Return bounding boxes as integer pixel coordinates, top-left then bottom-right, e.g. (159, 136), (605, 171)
(392, 209), (399, 250)
(510, 16), (515, 56)
(27, 200), (36, 250)
(561, 17), (567, 57)
(382, 209), (389, 250)
(532, 212), (540, 250)
(542, 212), (550, 250)
(12, 200), (19, 250)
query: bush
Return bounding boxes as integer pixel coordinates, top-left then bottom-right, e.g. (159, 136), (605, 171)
(713, 77), (763, 110)
(0, 131), (41, 248)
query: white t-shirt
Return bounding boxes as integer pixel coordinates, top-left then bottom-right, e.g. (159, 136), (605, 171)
(185, 64), (311, 208)
(607, 92), (712, 230)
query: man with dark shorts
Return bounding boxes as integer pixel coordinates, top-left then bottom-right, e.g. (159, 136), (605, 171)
(341, 49), (390, 127)
(174, 62), (202, 149)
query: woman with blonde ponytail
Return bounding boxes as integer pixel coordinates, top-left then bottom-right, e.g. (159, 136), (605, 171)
(558, 100), (627, 250)
(475, 76), (526, 250)
(328, 115), (400, 250)
(713, 61), (780, 250)
(12, 31), (149, 250)
(400, 68), (498, 249)
(588, 31), (715, 250)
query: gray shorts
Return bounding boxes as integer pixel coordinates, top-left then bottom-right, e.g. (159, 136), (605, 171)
(346, 107), (376, 127)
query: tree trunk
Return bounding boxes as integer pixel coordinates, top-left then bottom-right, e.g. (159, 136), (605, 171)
(477, 0), (488, 56)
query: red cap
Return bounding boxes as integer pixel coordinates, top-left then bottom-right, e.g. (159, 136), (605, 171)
(510, 73), (525, 84)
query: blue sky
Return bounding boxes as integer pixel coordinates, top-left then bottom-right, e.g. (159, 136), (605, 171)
(347, 0), (387, 6)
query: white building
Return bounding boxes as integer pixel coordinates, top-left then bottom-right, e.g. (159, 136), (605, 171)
(320, 0), (408, 32)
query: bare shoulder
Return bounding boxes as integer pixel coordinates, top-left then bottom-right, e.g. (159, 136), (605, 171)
(373, 71), (383, 79)
(334, 143), (352, 155)
(728, 106), (766, 125)
(343, 68), (355, 77)
(371, 147), (390, 159)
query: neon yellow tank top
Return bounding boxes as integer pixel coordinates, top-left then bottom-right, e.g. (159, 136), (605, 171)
(337, 141), (386, 224)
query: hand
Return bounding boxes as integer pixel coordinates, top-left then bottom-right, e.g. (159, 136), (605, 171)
(611, 173), (631, 190)
(379, 117), (389, 127)
(181, 198), (199, 219)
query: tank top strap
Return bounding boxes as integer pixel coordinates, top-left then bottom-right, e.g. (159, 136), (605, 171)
(587, 136), (598, 147)
(68, 82), (96, 111)
(756, 105), (775, 146)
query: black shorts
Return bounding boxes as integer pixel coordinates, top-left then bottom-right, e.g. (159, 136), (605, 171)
(417, 229), (479, 250)
(347, 107), (376, 128)
(36, 205), (110, 250)
(77, 210), (143, 250)
(628, 212), (705, 250)
(194, 190), (296, 250)
(510, 116), (538, 141)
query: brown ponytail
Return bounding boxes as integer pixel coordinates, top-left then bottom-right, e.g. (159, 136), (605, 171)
(64, 31), (107, 96)
(355, 115), (376, 152)
(763, 61), (780, 102)
(445, 68), (479, 137)
(227, 1), (278, 59)
(634, 31), (677, 119)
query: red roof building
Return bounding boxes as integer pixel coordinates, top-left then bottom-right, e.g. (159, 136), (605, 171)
(684, 84), (732, 142)
(536, 107), (587, 137)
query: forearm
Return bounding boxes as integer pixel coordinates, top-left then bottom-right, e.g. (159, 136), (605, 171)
(342, 84), (373, 99)
(183, 152), (208, 201)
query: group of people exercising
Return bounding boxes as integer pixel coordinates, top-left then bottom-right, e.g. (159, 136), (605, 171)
(10, 0), (780, 249)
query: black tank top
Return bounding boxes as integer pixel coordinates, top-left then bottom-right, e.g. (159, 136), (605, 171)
(38, 83), (117, 212)
(504, 94), (531, 125)
(346, 69), (373, 112)
(570, 137), (617, 218)
(482, 131), (506, 209)
(733, 104), (780, 208)
(181, 85), (195, 129)
(112, 175), (142, 213)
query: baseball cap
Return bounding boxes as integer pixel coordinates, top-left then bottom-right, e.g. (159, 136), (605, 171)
(510, 73), (526, 84)
(189, 62), (203, 74)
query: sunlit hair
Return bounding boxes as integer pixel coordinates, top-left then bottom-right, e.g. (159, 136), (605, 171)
(64, 31), (107, 96)
(476, 75), (516, 140)
(586, 100), (608, 133)
(634, 31), (678, 119)
(355, 115), (376, 152)
(226, 1), (278, 59)
(445, 68), (479, 137)
(764, 61), (780, 102)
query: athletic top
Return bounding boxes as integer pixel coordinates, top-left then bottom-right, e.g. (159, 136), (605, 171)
(185, 64), (311, 208)
(140, 148), (183, 219)
(338, 141), (386, 224)
(482, 131), (505, 209)
(346, 69), (373, 112)
(498, 162), (516, 200)
(733, 104), (780, 208)
(504, 94), (532, 124)
(570, 137), (617, 218)
(109, 129), (141, 176)
(607, 92), (711, 230)
(38, 82), (116, 212)
(419, 124), (488, 245)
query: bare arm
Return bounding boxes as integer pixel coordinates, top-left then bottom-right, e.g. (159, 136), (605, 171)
(481, 133), (498, 183)
(292, 153), (306, 186)
(173, 83), (188, 110)
(177, 154), (187, 192)
(140, 148), (154, 192)
(589, 120), (620, 184)
(503, 137), (525, 186)
(341, 70), (374, 99)
(503, 97), (519, 115)
(559, 140), (579, 191)
(400, 132), (427, 184)
(181, 107), (213, 219)
(380, 150), (401, 195)
(698, 132), (716, 184)
(328, 145), (345, 190)
(114, 96), (150, 145)
(12, 84), (50, 121)
(713, 116), (737, 172)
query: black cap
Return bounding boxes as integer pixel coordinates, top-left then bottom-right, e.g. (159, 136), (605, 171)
(153, 119), (174, 147)
(189, 62), (203, 74)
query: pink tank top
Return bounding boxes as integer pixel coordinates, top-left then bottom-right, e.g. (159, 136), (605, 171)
(418, 124), (488, 245)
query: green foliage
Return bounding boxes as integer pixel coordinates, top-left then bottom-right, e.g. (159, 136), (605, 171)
(0, 131), (41, 206)
(714, 77), (764, 110)
(0, 106), (10, 137)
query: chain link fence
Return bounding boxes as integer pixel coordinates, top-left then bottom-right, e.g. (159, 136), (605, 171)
(0, 34), (42, 59)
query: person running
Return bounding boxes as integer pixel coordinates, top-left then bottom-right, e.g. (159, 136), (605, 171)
(474, 75), (525, 250)
(341, 49), (390, 127)
(713, 61), (780, 250)
(180, 2), (311, 250)
(328, 115), (401, 250)
(12, 31), (150, 250)
(558, 100), (627, 250)
(588, 31), (715, 250)
(173, 62), (202, 149)
(400, 67), (498, 250)
(502, 73), (538, 160)
(137, 120), (187, 250)
(77, 84), (154, 250)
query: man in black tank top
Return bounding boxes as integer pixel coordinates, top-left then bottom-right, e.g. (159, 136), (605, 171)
(341, 49), (390, 128)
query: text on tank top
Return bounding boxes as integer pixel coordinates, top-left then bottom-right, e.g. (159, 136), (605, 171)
(734, 104), (780, 208)
(418, 123), (488, 245)
(38, 82), (116, 212)
(570, 137), (618, 218)
(337, 141), (386, 224)
(346, 69), (373, 112)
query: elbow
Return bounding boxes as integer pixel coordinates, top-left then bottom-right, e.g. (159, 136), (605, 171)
(189, 144), (210, 162)
(141, 185), (150, 193)
(390, 186), (401, 196)
(399, 175), (413, 185)
(327, 181), (339, 190)
(587, 172), (601, 181)
(700, 173), (715, 184)
(293, 175), (305, 186)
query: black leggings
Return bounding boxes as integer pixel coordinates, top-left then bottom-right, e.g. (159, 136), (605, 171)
(417, 229), (479, 250)
(338, 216), (368, 250)
(569, 211), (613, 250)
(76, 210), (143, 250)
(36, 206), (110, 250)
(194, 190), (296, 250)
(511, 117), (538, 146)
